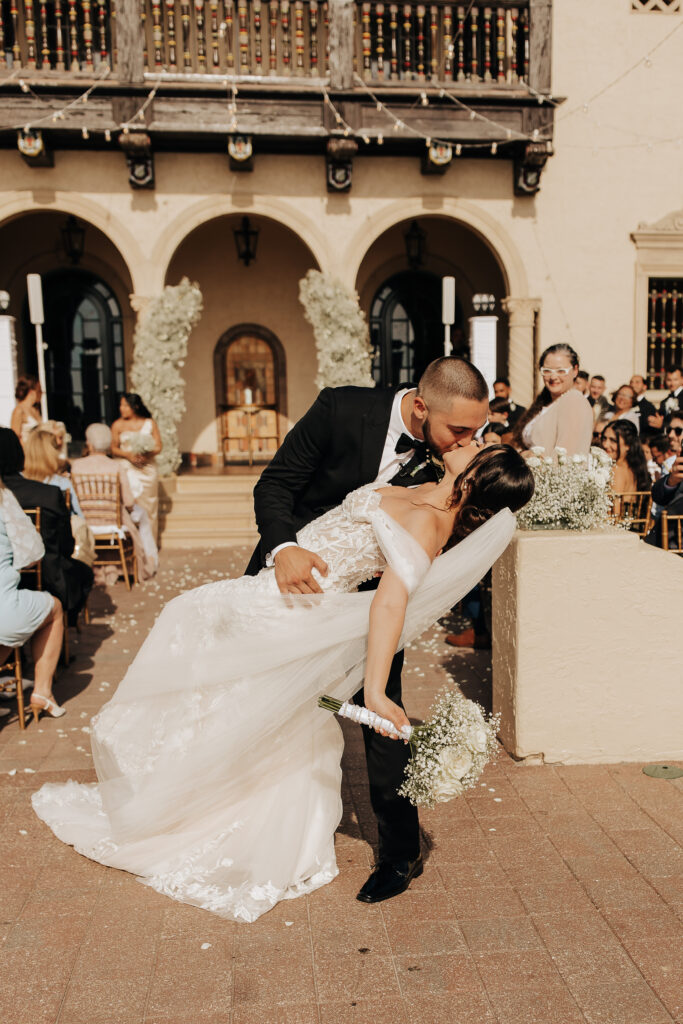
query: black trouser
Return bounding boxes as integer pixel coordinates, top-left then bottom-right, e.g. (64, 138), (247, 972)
(353, 647), (420, 863)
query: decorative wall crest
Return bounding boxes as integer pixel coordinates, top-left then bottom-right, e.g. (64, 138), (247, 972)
(631, 0), (680, 10)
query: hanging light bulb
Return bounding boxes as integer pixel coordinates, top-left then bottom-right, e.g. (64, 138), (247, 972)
(455, 143), (462, 156)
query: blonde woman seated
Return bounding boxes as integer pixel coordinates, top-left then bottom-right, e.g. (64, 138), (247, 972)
(23, 427), (82, 516)
(71, 424), (158, 580)
(0, 482), (65, 720)
(513, 344), (593, 458)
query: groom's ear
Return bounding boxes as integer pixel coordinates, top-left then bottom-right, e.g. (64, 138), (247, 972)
(412, 394), (428, 420)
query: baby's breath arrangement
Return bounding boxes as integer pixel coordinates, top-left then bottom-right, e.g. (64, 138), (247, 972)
(319, 687), (500, 809)
(299, 269), (375, 390)
(130, 278), (203, 477)
(516, 446), (613, 531)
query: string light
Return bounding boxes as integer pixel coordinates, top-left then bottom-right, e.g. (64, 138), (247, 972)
(81, 127), (89, 139)
(104, 129), (111, 142)
(455, 143), (462, 156)
(490, 142), (497, 155)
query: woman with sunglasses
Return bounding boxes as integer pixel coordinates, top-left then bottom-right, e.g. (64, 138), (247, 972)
(513, 343), (593, 457)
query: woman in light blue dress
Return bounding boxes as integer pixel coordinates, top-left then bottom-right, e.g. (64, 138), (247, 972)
(0, 484), (65, 720)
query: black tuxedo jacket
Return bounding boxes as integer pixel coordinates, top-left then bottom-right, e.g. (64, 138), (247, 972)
(636, 396), (657, 436)
(659, 391), (683, 418)
(246, 386), (398, 575)
(645, 474), (683, 548)
(4, 473), (91, 613)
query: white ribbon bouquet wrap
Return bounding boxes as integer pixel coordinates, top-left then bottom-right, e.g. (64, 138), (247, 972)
(319, 686), (500, 808)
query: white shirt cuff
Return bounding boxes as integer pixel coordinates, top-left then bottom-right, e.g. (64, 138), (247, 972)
(265, 541), (299, 567)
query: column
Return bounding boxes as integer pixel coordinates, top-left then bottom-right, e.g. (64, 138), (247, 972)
(0, 316), (18, 428)
(501, 296), (540, 407)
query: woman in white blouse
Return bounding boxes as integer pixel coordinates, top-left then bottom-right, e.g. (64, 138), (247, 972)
(514, 343), (593, 457)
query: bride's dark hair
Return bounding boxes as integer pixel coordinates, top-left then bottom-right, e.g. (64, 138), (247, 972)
(447, 444), (535, 546)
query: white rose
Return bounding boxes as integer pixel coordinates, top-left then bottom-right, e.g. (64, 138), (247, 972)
(572, 454), (587, 464)
(530, 446), (545, 456)
(543, 456), (553, 465)
(466, 726), (489, 753)
(526, 456), (542, 468)
(554, 446), (567, 456)
(431, 747), (474, 803)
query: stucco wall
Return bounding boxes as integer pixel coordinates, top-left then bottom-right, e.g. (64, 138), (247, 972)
(492, 529), (683, 764)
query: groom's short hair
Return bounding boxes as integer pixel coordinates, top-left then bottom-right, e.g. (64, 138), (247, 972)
(417, 357), (488, 408)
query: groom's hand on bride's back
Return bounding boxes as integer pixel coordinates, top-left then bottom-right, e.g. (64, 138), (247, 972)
(274, 546), (329, 595)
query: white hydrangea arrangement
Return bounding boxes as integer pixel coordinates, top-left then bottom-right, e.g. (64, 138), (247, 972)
(319, 687), (500, 809)
(299, 269), (375, 390)
(516, 445), (614, 531)
(129, 278), (203, 477)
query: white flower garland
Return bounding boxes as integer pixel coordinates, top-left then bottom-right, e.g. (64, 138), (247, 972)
(516, 446), (614, 531)
(299, 269), (375, 390)
(129, 278), (203, 477)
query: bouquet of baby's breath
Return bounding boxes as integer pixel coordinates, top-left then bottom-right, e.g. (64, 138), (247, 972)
(318, 688), (500, 808)
(126, 433), (156, 456)
(516, 446), (613, 531)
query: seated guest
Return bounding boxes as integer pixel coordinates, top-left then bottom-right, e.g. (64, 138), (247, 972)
(574, 370), (590, 395)
(488, 398), (511, 426)
(10, 376), (42, 446)
(645, 453), (683, 549)
(483, 422), (508, 444)
(514, 343), (593, 457)
(492, 378), (525, 426)
(605, 385), (641, 430)
(600, 420), (651, 496)
(648, 434), (672, 481)
(629, 374), (657, 437)
(71, 423), (157, 580)
(663, 413), (683, 473)
(23, 426), (83, 516)
(0, 427), (93, 628)
(587, 375), (610, 422)
(0, 482), (65, 720)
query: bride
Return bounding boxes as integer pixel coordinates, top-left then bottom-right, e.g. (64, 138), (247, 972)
(32, 441), (533, 923)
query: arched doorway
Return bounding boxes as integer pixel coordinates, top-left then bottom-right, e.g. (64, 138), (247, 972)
(357, 215), (509, 388)
(370, 271), (466, 387)
(21, 269), (125, 440)
(214, 325), (287, 463)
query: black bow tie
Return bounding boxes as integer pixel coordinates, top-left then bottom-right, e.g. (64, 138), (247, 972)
(395, 432), (424, 455)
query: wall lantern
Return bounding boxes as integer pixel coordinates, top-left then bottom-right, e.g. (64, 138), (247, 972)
(472, 293), (496, 314)
(61, 216), (86, 265)
(404, 220), (426, 270)
(233, 216), (259, 267)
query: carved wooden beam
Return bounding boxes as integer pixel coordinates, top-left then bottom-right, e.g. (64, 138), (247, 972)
(528, 0), (552, 94)
(328, 0), (354, 90)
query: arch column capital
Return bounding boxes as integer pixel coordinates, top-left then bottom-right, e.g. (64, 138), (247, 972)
(501, 296), (541, 326)
(501, 296), (542, 406)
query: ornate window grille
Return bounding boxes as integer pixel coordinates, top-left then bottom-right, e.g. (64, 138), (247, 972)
(648, 278), (683, 388)
(631, 0), (681, 12)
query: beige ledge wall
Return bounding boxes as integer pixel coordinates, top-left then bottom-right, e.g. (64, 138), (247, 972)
(492, 529), (683, 765)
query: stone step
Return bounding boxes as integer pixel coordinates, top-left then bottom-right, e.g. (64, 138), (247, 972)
(161, 528), (257, 548)
(173, 475), (260, 495)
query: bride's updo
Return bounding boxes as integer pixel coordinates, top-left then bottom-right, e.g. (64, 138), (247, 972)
(448, 444), (534, 545)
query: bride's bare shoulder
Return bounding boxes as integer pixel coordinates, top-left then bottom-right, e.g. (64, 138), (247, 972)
(393, 504), (443, 559)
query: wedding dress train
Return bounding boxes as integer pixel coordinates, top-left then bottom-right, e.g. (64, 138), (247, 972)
(32, 485), (515, 922)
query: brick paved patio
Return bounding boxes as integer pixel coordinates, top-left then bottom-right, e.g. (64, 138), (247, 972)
(1, 550), (681, 1024)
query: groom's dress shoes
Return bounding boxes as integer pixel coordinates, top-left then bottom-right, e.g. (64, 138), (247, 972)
(356, 856), (424, 904)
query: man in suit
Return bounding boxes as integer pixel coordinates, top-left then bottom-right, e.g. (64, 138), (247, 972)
(493, 377), (526, 427)
(587, 375), (611, 422)
(246, 358), (489, 904)
(646, 450), (683, 549)
(629, 374), (657, 438)
(646, 366), (683, 433)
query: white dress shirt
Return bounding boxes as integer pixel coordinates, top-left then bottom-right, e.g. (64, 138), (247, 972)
(268, 388), (417, 563)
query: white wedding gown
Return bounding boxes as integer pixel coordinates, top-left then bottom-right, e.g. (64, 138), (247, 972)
(32, 485), (515, 922)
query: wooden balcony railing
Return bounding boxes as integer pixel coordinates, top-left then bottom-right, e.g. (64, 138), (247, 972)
(0, 0), (117, 73)
(0, 0), (531, 85)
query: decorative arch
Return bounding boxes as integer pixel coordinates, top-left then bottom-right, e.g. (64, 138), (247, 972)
(213, 323), (287, 462)
(153, 196), (328, 284)
(0, 195), (144, 295)
(344, 198), (529, 299)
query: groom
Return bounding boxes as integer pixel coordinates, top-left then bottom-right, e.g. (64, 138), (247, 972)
(245, 357), (489, 903)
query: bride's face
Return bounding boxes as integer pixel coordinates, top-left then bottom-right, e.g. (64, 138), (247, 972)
(442, 441), (482, 478)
